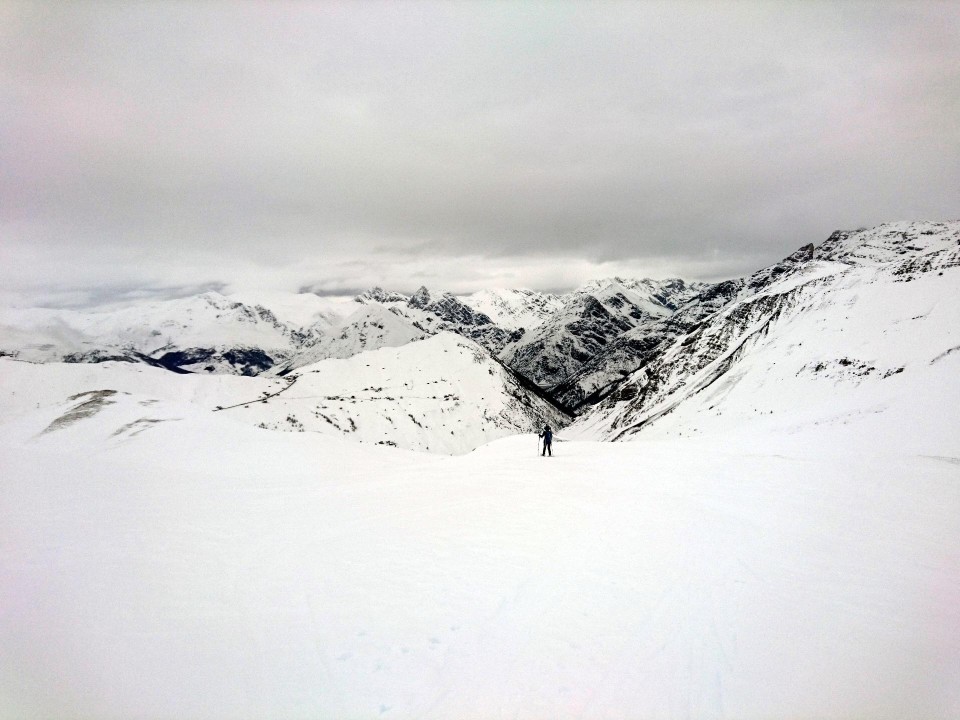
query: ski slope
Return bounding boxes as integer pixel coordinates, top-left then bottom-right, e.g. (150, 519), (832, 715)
(1, 378), (958, 718)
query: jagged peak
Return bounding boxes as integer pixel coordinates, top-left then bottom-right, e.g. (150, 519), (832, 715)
(782, 243), (815, 264)
(355, 286), (408, 305)
(408, 286), (432, 309)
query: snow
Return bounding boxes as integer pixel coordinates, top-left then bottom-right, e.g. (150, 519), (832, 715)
(589, 280), (672, 320)
(227, 290), (356, 329)
(1, 395), (957, 718)
(0, 292), (296, 362)
(2, 222), (959, 717)
(0, 333), (566, 455)
(571, 238), (960, 453)
(458, 288), (565, 330)
(281, 303), (429, 370)
(231, 333), (568, 453)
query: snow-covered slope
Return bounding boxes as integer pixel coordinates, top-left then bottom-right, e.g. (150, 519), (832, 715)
(0, 332), (568, 455)
(548, 259), (808, 410)
(571, 221), (960, 446)
(458, 288), (565, 330)
(1, 357), (957, 718)
(576, 276), (705, 315)
(275, 303), (429, 372)
(372, 286), (515, 356)
(227, 290), (356, 329)
(0, 292), (301, 373)
(228, 333), (569, 453)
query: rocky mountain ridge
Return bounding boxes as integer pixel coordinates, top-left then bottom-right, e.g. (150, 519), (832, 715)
(569, 220), (959, 441)
(3, 221), (956, 432)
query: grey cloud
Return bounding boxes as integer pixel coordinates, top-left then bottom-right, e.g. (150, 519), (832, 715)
(1, 1), (958, 306)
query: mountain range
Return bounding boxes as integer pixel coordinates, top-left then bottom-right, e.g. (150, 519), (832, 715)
(1, 220), (957, 453)
(2, 220), (958, 717)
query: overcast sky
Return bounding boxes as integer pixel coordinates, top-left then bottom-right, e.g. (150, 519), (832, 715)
(2, 1), (958, 307)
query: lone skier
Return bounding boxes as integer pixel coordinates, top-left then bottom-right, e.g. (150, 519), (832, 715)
(539, 424), (553, 457)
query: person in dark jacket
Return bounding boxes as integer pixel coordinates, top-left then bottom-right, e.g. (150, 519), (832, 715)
(539, 424), (553, 456)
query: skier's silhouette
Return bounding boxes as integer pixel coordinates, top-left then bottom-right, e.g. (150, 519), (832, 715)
(539, 424), (553, 457)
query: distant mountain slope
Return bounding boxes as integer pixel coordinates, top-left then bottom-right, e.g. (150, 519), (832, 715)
(499, 278), (702, 391)
(570, 220), (960, 444)
(0, 292), (302, 374)
(365, 286), (516, 356)
(457, 288), (565, 330)
(227, 290), (356, 329)
(229, 332), (570, 454)
(277, 286), (516, 372)
(273, 303), (428, 373)
(0, 332), (569, 455)
(1, 277), (701, 384)
(576, 276), (706, 314)
(6, 220), (955, 414)
(549, 249), (819, 410)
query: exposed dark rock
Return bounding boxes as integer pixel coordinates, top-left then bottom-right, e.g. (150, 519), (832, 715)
(408, 286), (432, 309)
(155, 347), (275, 376)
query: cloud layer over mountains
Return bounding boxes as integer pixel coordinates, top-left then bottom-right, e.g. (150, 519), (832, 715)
(2, 2), (958, 307)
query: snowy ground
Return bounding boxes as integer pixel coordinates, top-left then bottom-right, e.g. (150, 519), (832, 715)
(1, 383), (958, 718)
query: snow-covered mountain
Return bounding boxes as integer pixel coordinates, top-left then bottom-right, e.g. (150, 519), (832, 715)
(227, 290), (356, 329)
(570, 220), (960, 446)
(0, 292), (306, 374)
(3, 221), (957, 427)
(1, 275), (705, 392)
(370, 286), (515, 356)
(274, 285), (516, 372)
(227, 333), (569, 453)
(575, 276), (706, 314)
(549, 255), (809, 410)
(457, 288), (565, 330)
(0, 332), (569, 455)
(272, 303), (429, 373)
(499, 278), (703, 391)
(345, 280), (702, 386)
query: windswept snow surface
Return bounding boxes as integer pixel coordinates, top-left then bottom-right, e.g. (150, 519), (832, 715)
(1, 365), (958, 717)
